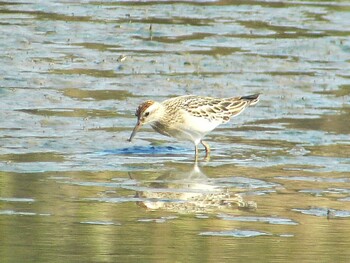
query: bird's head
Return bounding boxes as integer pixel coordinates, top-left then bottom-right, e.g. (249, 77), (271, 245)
(128, 100), (163, 142)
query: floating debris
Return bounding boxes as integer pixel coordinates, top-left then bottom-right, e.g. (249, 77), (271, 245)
(80, 221), (121, 226)
(199, 229), (271, 238)
(217, 213), (298, 225)
(117, 55), (127, 62)
(138, 216), (178, 223)
(292, 207), (350, 218)
(0, 197), (35, 203)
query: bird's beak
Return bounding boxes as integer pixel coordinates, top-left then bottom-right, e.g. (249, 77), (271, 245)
(128, 120), (142, 142)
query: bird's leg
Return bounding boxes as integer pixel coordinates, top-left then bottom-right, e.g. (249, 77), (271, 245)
(194, 144), (199, 163)
(201, 140), (210, 155)
(201, 140), (211, 160)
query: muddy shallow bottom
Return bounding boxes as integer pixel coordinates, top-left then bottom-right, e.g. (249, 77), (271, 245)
(1, 0), (350, 262)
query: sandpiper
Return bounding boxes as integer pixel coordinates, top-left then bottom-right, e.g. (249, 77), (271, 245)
(128, 94), (260, 160)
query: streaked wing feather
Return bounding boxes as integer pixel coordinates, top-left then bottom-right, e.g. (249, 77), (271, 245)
(183, 96), (250, 123)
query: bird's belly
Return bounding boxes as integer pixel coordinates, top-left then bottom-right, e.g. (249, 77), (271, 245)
(152, 115), (221, 143)
(183, 115), (221, 134)
(152, 122), (196, 141)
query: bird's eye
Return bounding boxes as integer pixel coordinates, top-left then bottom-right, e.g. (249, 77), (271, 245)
(144, 112), (150, 117)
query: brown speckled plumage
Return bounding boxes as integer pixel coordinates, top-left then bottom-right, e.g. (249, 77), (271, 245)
(129, 94), (260, 160)
(161, 94), (259, 123)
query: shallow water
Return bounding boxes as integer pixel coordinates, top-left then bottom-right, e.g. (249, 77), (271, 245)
(1, 0), (350, 262)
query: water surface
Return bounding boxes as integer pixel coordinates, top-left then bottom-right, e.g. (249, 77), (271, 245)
(1, 0), (350, 262)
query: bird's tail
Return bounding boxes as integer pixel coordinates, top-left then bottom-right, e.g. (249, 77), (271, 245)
(225, 93), (260, 118)
(240, 93), (260, 106)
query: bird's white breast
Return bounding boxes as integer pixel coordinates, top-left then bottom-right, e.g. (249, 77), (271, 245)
(164, 110), (222, 143)
(182, 112), (221, 134)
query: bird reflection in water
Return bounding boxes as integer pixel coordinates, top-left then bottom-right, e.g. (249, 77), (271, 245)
(131, 164), (257, 213)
